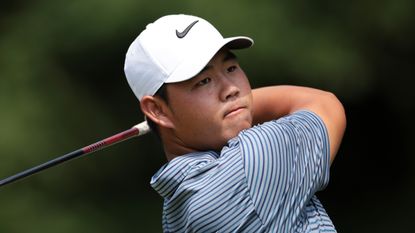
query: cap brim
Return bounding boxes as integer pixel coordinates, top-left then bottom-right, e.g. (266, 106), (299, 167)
(224, 36), (254, 50)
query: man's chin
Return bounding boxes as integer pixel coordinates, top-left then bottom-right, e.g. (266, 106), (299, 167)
(225, 123), (252, 139)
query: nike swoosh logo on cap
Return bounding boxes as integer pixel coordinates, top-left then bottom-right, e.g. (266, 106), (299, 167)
(176, 20), (199, 38)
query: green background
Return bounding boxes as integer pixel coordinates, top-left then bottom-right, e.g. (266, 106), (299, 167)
(1, 0), (414, 232)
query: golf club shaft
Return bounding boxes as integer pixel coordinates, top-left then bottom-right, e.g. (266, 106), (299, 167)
(0, 121), (150, 187)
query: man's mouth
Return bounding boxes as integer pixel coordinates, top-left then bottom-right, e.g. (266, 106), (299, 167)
(224, 106), (246, 118)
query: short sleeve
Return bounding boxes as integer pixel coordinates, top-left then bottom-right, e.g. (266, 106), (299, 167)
(239, 110), (330, 225)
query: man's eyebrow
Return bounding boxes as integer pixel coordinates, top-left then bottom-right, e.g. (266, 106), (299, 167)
(197, 51), (238, 75)
(223, 51), (237, 62)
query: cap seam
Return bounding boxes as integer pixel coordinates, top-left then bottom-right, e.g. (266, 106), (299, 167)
(138, 37), (170, 77)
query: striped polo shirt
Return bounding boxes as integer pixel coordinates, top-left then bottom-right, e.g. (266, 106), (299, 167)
(150, 111), (336, 232)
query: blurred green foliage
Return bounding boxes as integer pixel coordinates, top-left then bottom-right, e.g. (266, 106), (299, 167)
(1, 0), (414, 232)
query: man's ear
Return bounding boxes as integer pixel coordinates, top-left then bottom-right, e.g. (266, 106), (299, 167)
(140, 96), (174, 129)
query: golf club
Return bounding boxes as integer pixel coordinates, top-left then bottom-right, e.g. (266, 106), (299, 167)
(0, 121), (150, 187)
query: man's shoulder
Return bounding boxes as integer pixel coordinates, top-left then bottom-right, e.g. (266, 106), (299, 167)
(239, 110), (325, 138)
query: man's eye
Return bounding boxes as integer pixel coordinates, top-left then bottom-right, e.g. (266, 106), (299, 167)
(227, 66), (237, 73)
(196, 77), (211, 86)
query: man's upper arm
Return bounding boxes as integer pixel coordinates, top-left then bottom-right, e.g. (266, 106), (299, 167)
(252, 86), (346, 164)
(240, 111), (331, 224)
(301, 92), (346, 164)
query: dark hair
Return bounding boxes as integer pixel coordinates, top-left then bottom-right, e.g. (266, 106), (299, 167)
(146, 84), (168, 139)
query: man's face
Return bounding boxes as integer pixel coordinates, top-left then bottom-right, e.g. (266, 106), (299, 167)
(165, 48), (253, 151)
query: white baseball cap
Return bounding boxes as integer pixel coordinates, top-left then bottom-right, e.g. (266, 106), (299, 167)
(124, 14), (253, 101)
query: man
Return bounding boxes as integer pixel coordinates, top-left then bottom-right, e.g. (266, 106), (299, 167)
(124, 14), (346, 232)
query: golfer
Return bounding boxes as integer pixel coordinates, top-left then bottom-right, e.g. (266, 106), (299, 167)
(124, 14), (346, 233)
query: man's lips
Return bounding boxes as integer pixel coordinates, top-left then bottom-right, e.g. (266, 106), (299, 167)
(224, 106), (246, 118)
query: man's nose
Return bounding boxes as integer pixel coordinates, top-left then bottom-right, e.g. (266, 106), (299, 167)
(220, 75), (240, 101)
